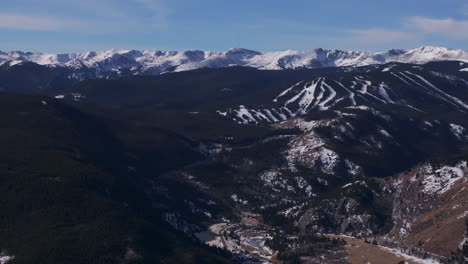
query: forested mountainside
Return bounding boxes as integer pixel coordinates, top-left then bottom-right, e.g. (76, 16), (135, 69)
(0, 58), (467, 263)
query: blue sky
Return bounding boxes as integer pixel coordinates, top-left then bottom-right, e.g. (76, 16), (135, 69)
(1, 0), (468, 53)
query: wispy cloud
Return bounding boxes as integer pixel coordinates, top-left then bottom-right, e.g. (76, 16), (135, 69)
(133, 0), (172, 30)
(347, 28), (417, 44)
(0, 13), (78, 31)
(461, 4), (468, 16)
(0, 0), (172, 33)
(345, 13), (468, 48)
(31, 0), (129, 19)
(407, 16), (468, 39)
(0, 12), (137, 33)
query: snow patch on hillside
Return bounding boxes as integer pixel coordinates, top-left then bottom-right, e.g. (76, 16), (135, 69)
(380, 246), (440, 264)
(0, 253), (13, 264)
(450, 124), (466, 140)
(283, 118), (364, 178)
(421, 161), (467, 195)
(285, 119), (337, 173)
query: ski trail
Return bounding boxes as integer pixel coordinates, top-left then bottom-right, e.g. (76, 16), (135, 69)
(262, 109), (279, 122)
(250, 109), (270, 122)
(334, 80), (356, 106)
(273, 81), (304, 102)
(405, 104), (425, 113)
(354, 77), (371, 94)
(355, 93), (371, 103)
(350, 81), (357, 90)
(319, 80), (337, 110)
(284, 80), (317, 107)
(360, 81), (370, 94)
(353, 78), (386, 104)
(285, 89), (305, 106)
(399, 72), (457, 107)
(360, 80), (371, 94)
(294, 79), (320, 114)
(328, 97), (345, 108)
(406, 72), (468, 111)
(378, 82), (394, 103)
(312, 79), (325, 109)
(272, 109), (287, 120)
(235, 106), (257, 124)
(391, 72), (413, 86)
(282, 107), (295, 118)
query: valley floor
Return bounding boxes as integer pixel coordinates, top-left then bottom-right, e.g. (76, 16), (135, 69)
(327, 235), (440, 264)
(195, 213), (277, 263)
(195, 212), (446, 264)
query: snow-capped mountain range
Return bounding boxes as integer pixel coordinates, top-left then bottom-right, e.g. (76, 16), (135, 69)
(1, 46), (468, 75)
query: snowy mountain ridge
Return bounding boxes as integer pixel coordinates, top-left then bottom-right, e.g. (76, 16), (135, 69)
(1, 46), (468, 75)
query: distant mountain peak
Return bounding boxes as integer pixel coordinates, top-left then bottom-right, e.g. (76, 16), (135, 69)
(1, 46), (467, 75)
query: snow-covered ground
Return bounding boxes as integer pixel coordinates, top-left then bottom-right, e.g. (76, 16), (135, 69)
(195, 223), (227, 248)
(420, 161), (467, 195)
(196, 217), (276, 263)
(1, 46), (468, 74)
(217, 68), (468, 125)
(0, 254), (13, 264)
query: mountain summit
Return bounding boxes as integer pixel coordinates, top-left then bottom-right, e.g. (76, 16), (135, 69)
(1, 46), (468, 76)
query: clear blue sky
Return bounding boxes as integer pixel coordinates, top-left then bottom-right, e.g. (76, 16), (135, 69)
(1, 0), (468, 53)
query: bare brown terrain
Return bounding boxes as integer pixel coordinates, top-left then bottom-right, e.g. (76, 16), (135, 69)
(327, 235), (430, 264)
(389, 164), (468, 257)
